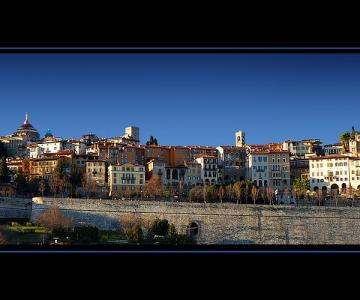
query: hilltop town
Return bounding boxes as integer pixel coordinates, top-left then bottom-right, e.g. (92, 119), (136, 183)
(1, 113), (360, 204)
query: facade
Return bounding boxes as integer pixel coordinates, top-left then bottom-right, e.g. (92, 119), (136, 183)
(6, 158), (26, 174)
(248, 153), (269, 188)
(248, 151), (291, 190)
(290, 157), (310, 182)
(64, 140), (86, 155)
(217, 146), (247, 184)
(349, 132), (360, 156)
(195, 155), (218, 185)
(323, 143), (343, 156)
(108, 163), (145, 196)
(144, 145), (171, 165)
(309, 155), (360, 193)
(169, 146), (191, 167)
(85, 160), (107, 187)
(184, 161), (203, 187)
(282, 139), (322, 158)
(0, 136), (27, 158)
(188, 146), (218, 160)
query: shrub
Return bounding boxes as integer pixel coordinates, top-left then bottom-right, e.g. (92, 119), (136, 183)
(150, 218), (169, 236)
(126, 224), (143, 243)
(72, 226), (100, 243)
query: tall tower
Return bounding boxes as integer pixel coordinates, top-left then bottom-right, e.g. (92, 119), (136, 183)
(236, 130), (245, 147)
(125, 126), (140, 142)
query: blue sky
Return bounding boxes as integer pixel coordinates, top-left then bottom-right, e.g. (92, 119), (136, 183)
(0, 53), (359, 146)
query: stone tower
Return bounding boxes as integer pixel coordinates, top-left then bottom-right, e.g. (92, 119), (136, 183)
(235, 130), (245, 147)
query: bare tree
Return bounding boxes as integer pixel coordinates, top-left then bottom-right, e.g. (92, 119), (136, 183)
(35, 205), (73, 230)
(283, 188), (290, 203)
(217, 185), (225, 204)
(225, 184), (234, 202)
(48, 176), (58, 198)
(232, 182), (242, 204)
(38, 179), (47, 197)
(144, 175), (163, 199)
(251, 185), (259, 205)
(266, 187), (275, 205)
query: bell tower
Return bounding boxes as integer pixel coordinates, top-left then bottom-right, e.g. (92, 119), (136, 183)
(236, 130), (245, 147)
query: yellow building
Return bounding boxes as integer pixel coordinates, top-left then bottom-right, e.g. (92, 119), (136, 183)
(29, 156), (72, 180)
(108, 163), (145, 196)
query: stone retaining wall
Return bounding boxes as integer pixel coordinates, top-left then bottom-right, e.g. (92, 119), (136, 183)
(29, 198), (360, 244)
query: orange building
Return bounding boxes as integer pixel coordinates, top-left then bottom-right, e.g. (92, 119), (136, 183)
(169, 146), (191, 167)
(144, 145), (171, 165)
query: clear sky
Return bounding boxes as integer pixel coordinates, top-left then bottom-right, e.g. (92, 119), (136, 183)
(0, 53), (359, 146)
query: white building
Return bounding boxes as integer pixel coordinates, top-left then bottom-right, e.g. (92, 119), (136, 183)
(248, 151), (291, 190)
(248, 153), (269, 188)
(309, 155), (360, 193)
(195, 155), (218, 185)
(64, 140), (86, 155)
(282, 139), (321, 158)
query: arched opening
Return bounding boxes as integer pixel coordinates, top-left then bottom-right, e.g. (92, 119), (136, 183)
(254, 180), (257, 186)
(172, 169), (178, 180)
(166, 169), (171, 180)
(259, 180), (262, 187)
(187, 222), (199, 238)
(331, 184), (339, 195)
(211, 179), (216, 185)
(321, 186), (327, 195)
(264, 180), (268, 187)
(341, 183), (347, 194)
(313, 186), (319, 192)
(358, 185), (360, 190)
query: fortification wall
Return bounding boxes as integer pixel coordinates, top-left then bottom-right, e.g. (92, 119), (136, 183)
(30, 198), (360, 244)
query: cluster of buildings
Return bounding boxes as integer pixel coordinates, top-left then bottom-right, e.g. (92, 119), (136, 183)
(1, 114), (360, 198)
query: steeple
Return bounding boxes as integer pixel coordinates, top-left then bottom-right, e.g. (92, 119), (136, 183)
(24, 112), (29, 125)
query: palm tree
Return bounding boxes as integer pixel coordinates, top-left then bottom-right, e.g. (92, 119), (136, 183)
(340, 132), (351, 153)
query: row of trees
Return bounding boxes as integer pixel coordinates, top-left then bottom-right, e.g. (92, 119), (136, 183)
(188, 180), (277, 204)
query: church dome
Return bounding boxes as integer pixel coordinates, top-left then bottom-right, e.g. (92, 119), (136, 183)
(14, 113), (40, 142)
(45, 129), (54, 138)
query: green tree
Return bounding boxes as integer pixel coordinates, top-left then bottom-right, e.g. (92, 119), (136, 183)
(188, 186), (203, 202)
(54, 159), (65, 180)
(14, 169), (27, 196)
(167, 224), (177, 239)
(205, 185), (218, 203)
(69, 164), (83, 197)
(0, 157), (10, 183)
(292, 177), (309, 199)
(0, 142), (7, 159)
